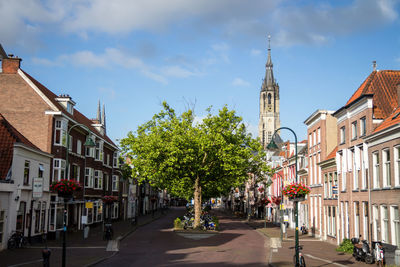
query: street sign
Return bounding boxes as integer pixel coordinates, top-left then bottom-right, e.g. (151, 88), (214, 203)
(32, 178), (43, 199)
(85, 202), (93, 209)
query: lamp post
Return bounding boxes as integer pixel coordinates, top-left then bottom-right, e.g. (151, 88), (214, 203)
(64, 123), (96, 267)
(267, 127), (299, 267)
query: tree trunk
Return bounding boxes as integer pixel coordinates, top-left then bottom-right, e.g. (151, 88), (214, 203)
(194, 176), (202, 228)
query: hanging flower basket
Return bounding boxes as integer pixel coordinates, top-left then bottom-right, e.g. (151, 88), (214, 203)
(50, 179), (81, 199)
(103, 195), (118, 204)
(271, 196), (282, 205)
(282, 183), (310, 201)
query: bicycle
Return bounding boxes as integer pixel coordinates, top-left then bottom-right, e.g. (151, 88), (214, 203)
(7, 231), (28, 250)
(292, 245), (306, 267)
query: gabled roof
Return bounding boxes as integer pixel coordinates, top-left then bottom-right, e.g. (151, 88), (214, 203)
(0, 114), (40, 179)
(346, 70), (400, 119)
(21, 71), (117, 148)
(373, 106), (400, 134)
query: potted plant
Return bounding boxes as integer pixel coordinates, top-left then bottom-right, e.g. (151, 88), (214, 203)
(50, 179), (81, 200)
(282, 183), (310, 202)
(103, 195), (118, 204)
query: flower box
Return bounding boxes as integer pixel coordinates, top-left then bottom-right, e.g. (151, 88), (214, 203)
(50, 179), (81, 200)
(282, 183), (310, 200)
(103, 195), (118, 204)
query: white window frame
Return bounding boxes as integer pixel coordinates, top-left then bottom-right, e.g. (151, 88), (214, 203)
(373, 152), (380, 189)
(351, 121), (357, 140)
(373, 205), (379, 241)
(382, 149), (391, 188)
(112, 203), (119, 219)
(95, 141), (104, 161)
(112, 175), (119, 191)
(94, 170), (103, 189)
(77, 139), (82, 155)
(85, 167), (94, 188)
(68, 135), (73, 151)
(24, 160), (30, 185)
(340, 127), (345, 144)
(317, 128), (321, 144)
(309, 133), (312, 147)
(394, 146), (400, 187)
(105, 173), (109, 191)
(381, 205), (389, 243)
(390, 206), (400, 247)
(362, 202), (368, 241)
(313, 131), (316, 147)
(53, 159), (66, 182)
(113, 152), (119, 168)
(352, 149), (358, 189)
(71, 164), (80, 182)
(354, 201), (360, 238)
(54, 119), (67, 146)
(360, 117), (366, 136)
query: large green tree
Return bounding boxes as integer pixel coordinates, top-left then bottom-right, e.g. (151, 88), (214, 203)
(120, 102), (269, 227)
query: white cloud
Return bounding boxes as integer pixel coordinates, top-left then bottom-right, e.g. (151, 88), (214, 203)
(161, 65), (201, 78)
(245, 122), (258, 138)
(250, 49), (262, 56)
(98, 87), (116, 99)
(232, 78), (250, 87)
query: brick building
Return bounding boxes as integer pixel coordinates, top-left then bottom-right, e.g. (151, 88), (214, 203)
(0, 51), (120, 238)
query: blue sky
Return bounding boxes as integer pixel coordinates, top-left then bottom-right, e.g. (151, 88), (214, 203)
(1, 0), (400, 143)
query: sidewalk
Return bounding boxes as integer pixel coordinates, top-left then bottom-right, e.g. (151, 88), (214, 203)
(0, 209), (170, 267)
(245, 218), (370, 267)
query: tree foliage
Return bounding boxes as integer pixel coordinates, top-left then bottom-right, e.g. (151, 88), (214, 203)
(120, 102), (270, 227)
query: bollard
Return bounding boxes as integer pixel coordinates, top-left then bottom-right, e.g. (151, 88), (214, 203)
(42, 248), (51, 267)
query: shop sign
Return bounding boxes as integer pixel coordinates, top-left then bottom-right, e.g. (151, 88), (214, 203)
(85, 202), (93, 209)
(32, 178), (43, 199)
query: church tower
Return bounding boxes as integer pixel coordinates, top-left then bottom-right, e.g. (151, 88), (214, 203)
(258, 35), (280, 148)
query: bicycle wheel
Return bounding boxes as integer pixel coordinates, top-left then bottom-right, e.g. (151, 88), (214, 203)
(300, 255), (306, 267)
(8, 239), (16, 250)
(20, 237), (28, 248)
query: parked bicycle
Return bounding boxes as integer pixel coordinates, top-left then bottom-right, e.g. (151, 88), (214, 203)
(7, 231), (28, 250)
(292, 245), (306, 267)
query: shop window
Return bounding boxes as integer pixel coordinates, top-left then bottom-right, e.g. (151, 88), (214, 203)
(112, 203), (119, 219)
(391, 206), (400, 247)
(16, 202), (26, 232)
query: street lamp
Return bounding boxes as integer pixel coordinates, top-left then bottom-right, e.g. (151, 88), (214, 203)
(64, 123), (95, 267)
(267, 127), (300, 267)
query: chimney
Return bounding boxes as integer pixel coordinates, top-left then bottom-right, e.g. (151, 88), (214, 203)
(2, 56), (22, 74)
(372, 60), (377, 71)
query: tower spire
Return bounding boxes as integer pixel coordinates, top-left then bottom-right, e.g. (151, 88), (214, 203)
(265, 35), (274, 88)
(97, 100), (101, 123)
(102, 104), (106, 134)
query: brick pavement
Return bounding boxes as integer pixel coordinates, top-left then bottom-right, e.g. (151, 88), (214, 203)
(245, 217), (370, 267)
(0, 209), (168, 267)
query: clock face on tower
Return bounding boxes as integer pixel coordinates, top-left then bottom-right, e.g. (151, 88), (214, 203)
(268, 105), (272, 112)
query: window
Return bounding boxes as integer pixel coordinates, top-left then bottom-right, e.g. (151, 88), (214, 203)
(373, 205), (379, 241)
(328, 173), (333, 197)
(53, 159), (66, 182)
(395, 146), (400, 187)
(267, 131), (272, 143)
(333, 172), (338, 198)
(361, 147), (367, 189)
(327, 206), (336, 236)
(318, 153), (321, 184)
(94, 170), (103, 189)
(313, 131), (316, 147)
(381, 206), (389, 243)
(24, 160), (30, 185)
(383, 149), (391, 187)
(391, 206), (400, 247)
(95, 141), (104, 161)
(317, 128), (321, 144)
(104, 173), (109, 191)
(85, 168), (94, 188)
(373, 152), (380, 188)
(113, 152), (119, 168)
(112, 203), (119, 219)
(324, 174), (328, 197)
(267, 93), (271, 105)
(72, 164), (80, 182)
(354, 202), (360, 238)
(112, 175), (119, 191)
(363, 202), (368, 241)
(77, 140), (82, 155)
(38, 164), (44, 178)
(68, 135), (73, 151)
(352, 149), (358, 189)
(107, 154), (110, 166)
(0, 210), (5, 244)
(340, 127), (345, 144)
(309, 133), (312, 147)
(54, 120), (67, 146)
(360, 117), (366, 136)
(351, 122), (357, 140)
(16, 202), (26, 232)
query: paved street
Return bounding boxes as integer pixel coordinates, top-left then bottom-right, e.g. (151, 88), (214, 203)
(95, 207), (269, 267)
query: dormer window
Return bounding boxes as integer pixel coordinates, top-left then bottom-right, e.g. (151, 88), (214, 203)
(55, 94), (75, 115)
